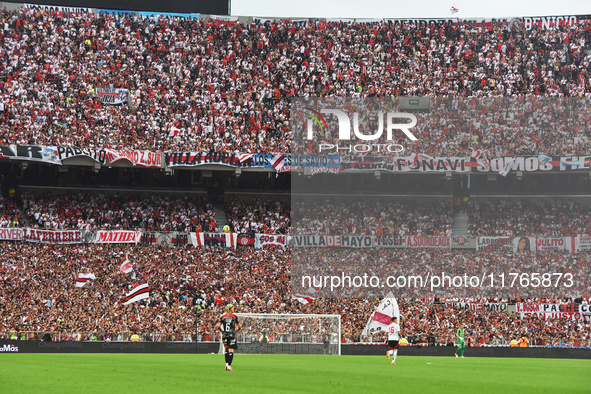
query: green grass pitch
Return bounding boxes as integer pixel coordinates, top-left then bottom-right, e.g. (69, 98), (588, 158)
(0, 353), (588, 393)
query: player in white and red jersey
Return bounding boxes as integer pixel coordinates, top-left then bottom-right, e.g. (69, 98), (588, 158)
(386, 316), (400, 365)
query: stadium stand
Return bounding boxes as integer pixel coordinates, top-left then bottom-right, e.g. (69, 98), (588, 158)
(0, 5), (589, 349)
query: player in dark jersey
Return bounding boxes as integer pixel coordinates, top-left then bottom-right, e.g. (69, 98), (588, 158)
(214, 304), (242, 371)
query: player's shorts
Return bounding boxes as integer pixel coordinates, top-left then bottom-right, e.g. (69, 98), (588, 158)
(223, 337), (238, 350)
(457, 340), (465, 347)
(387, 340), (399, 350)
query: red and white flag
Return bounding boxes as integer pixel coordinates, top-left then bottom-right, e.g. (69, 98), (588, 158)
(499, 157), (517, 177)
(238, 153), (253, 163)
(361, 291), (399, 337)
(119, 255), (133, 274)
(292, 294), (315, 304)
(123, 284), (150, 305)
(471, 149), (490, 168)
(76, 272), (96, 288)
(412, 153), (433, 167)
(270, 154), (286, 173)
(450, 5), (459, 14)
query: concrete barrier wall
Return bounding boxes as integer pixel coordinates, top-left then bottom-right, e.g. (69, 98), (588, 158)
(1, 341), (590, 358)
(342, 344), (591, 359)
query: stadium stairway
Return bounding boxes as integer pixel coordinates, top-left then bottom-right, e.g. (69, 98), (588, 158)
(212, 205), (229, 232)
(452, 210), (469, 237)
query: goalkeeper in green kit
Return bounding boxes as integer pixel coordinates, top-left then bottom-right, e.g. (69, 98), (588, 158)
(455, 324), (465, 358)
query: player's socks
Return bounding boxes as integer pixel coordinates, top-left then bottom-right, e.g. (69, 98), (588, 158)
(228, 352), (234, 366)
(392, 349), (398, 363)
(225, 351), (230, 364)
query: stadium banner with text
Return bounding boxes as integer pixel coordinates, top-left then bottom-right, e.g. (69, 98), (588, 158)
(97, 9), (137, 18)
(96, 88), (129, 105)
(22, 228), (82, 244)
(208, 15), (239, 25)
(575, 236), (591, 251)
(516, 303), (590, 321)
(478, 237), (573, 252)
(92, 231), (141, 244)
(137, 11), (199, 19)
(381, 15), (582, 31)
(140, 232), (189, 246)
(447, 302), (508, 313)
(190, 232), (237, 248)
(1, 144), (591, 175)
(290, 235), (373, 248)
(0, 145), (61, 165)
(255, 234), (288, 249)
(289, 235), (450, 249)
(535, 237), (570, 252)
(477, 237), (514, 252)
(522, 15), (579, 30)
(164, 152), (339, 173)
(24, 3), (91, 17)
(56, 147), (162, 167)
(340, 155), (591, 174)
(253, 17), (308, 26)
(373, 235), (406, 248)
(340, 156), (470, 173)
(274, 154), (340, 174)
(0, 228), (24, 241)
(104, 150), (162, 167)
(405, 236), (451, 249)
(165, 152), (254, 168)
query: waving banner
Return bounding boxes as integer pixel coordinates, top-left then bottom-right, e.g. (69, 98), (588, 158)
(96, 88), (129, 105)
(361, 291), (399, 337)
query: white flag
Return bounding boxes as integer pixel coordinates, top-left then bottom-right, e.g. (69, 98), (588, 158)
(123, 284), (150, 305)
(119, 255), (133, 274)
(76, 272), (96, 288)
(361, 291), (399, 337)
(292, 294), (315, 304)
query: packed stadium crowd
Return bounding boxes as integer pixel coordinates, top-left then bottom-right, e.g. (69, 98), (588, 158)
(1, 5), (590, 350)
(467, 199), (591, 236)
(225, 198), (290, 234)
(23, 193), (216, 231)
(3, 193), (591, 239)
(0, 242), (589, 346)
(0, 194), (21, 227)
(2, 9), (591, 155)
(293, 199), (453, 236)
